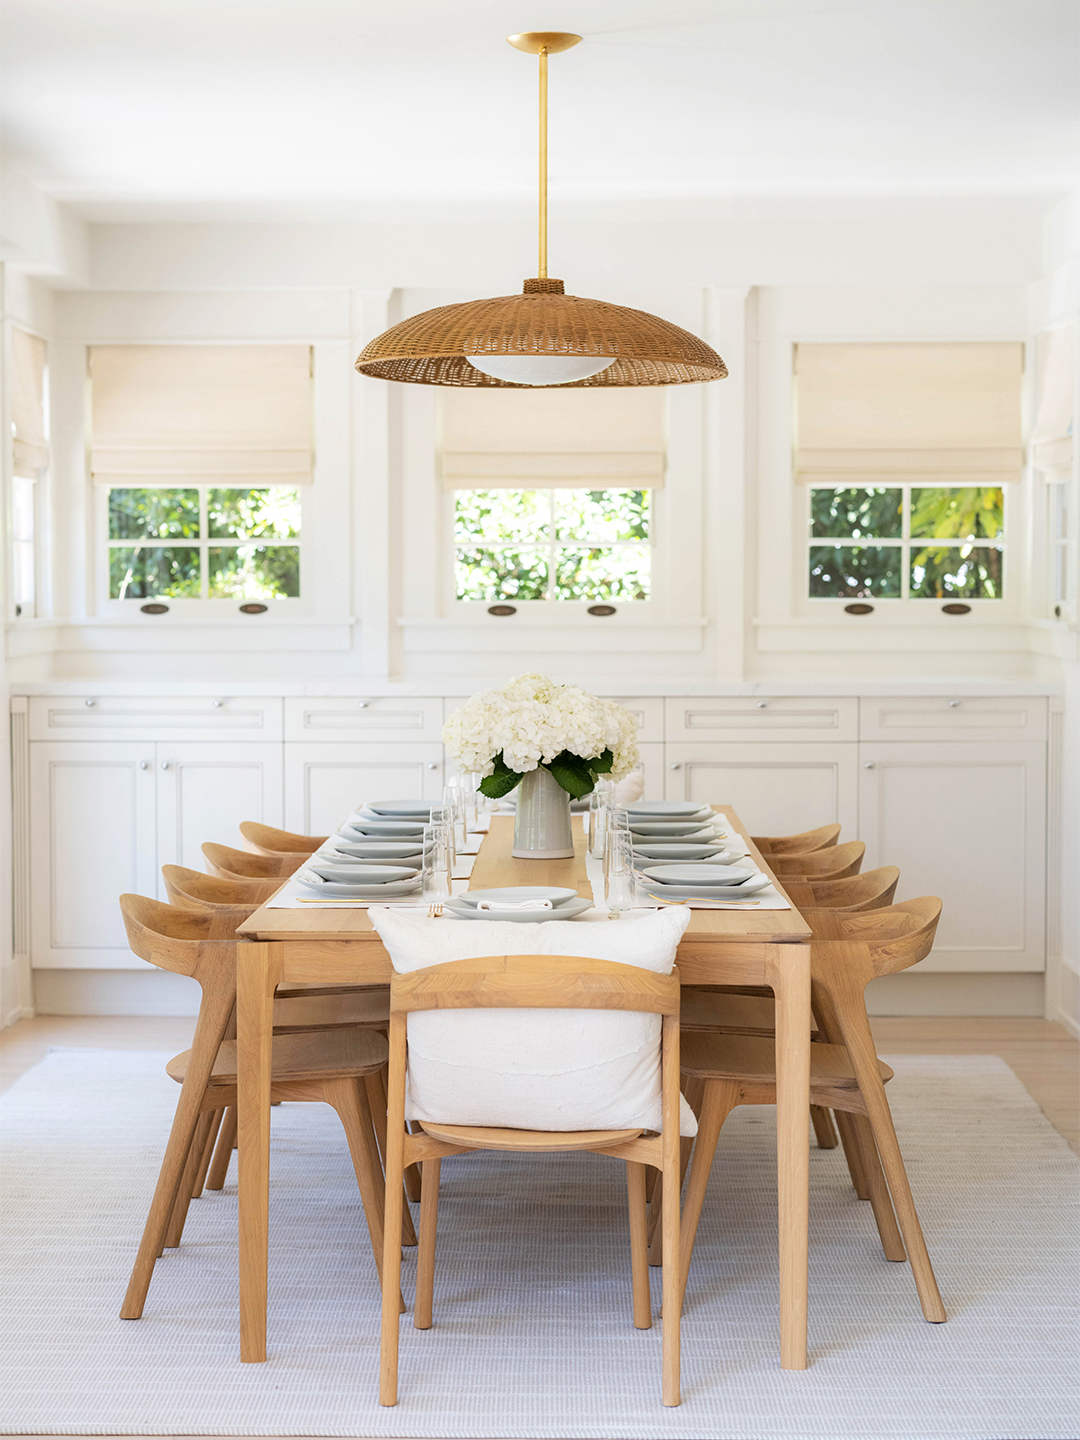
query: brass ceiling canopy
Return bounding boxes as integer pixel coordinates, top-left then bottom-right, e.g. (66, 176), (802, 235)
(355, 33), (727, 389)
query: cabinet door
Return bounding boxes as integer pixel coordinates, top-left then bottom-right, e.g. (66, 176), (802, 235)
(859, 742), (1045, 973)
(628, 743), (666, 800)
(156, 743), (284, 878)
(284, 743), (445, 835)
(664, 742), (859, 837)
(29, 741), (157, 969)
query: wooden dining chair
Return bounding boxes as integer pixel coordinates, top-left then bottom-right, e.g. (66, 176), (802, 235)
(768, 839), (865, 882)
(379, 955), (685, 1409)
(782, 865), (899, 914)
(678, 898), (946, 1325)
(117, 893), (393, 1321)
(163, 864), (282, 911)
(750, 823), (841, 856)
(240, 821), (328, 856)
(202, 840), (306, 882)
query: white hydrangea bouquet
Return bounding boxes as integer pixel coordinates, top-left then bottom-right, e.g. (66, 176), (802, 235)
(442, 672), (640, 800)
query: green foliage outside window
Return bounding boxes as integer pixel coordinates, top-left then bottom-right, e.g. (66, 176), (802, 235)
(107, 487), (301, 600)
(454, 488), (650, 602)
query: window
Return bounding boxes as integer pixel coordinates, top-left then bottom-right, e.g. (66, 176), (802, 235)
(10, 327), (48, 617)
(453, 488), (650, 602)
(90, 344), (312, 608)
(106, 486), (301, 600)
(1049, 484), (1070, 613)
(808, 485), (1005, 600)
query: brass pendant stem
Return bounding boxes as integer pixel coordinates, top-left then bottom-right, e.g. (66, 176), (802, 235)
(538, 46), (548, 279)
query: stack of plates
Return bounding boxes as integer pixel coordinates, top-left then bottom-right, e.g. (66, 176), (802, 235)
(445, 886), (592, 923)
(327, 839), (425, 867)
(341, 817), (428, 841)
(626, 802), (728, 845)
(295, 859), (421, 900)
(632, 842), (741, 863)
(637, 863), (772, 902)
(355, 800), (433, 819)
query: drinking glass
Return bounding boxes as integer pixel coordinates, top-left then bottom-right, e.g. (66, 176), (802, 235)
(442, 783), (467, 853)
(589, 777), (615, 857)
(604, 830), (636, 917)
(603, 807), (631, 895)
(421, 822), (451, 905)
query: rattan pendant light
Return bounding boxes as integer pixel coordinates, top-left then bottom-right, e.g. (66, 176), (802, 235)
(355, 32), (727, 389)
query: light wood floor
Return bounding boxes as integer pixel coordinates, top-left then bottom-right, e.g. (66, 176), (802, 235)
(3, 1012), (1076, 1151)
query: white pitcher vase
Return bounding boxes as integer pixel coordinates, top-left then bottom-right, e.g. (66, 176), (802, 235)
(512, 765), (574, 859)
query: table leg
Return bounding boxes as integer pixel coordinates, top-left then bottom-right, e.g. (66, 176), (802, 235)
(767, 941), (811, 1371)
(237, 940), (282, 1363)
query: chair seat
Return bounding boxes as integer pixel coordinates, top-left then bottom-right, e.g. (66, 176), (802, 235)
(166, 1025), (388, 1087)
(273, 987), (390, 1031)
(420, 1120), (644, 1153)
(680, 1031), (893, 1089)
(680, 988), (820, 1038)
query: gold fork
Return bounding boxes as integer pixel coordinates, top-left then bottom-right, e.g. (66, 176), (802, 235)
(427, 902), (444, 918)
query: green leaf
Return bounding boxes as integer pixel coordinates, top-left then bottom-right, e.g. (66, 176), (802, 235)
(546, 754), (595, 799)
(589, 748), (614, 775)
(478, 752), (524, 799)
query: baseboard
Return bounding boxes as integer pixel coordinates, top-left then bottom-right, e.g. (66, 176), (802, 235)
(865, 970), (1045, 1017)
(33, 968), (200, 1017)
(1053, 1006), (1080, 1040)
(1, 1003), (35, 1030)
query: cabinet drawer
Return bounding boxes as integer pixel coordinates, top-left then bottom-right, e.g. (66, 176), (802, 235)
(28, 695), (282, 743)
(610, 697), (665, 744)
(665, 697), (857, 743)
(664, 742), (859, 837)
(859, 696), (1048, 743)
(285, 696), (443, 742)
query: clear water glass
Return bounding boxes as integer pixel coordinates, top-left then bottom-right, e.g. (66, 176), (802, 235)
(604, 830), (636, 916)
(422, 822), (451, 905)
(589, 777), (615, 857)
(442, 783), (466, 853)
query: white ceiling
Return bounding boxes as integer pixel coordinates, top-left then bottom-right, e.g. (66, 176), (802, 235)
(2, 0), (1076, 222)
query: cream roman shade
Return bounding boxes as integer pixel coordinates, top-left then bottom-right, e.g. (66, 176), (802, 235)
(794, 342), (1024, 485)
(1031, 324), (1075, 483)
(11, 328), (48, 479)
(439, 385), (665, 489)
(90, 344), (313, 485)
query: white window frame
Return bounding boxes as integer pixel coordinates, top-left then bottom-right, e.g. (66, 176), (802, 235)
(446, 485), (658, 614)
(798, 482), (1013, 614)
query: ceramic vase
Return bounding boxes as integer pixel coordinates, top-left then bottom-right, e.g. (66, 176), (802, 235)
(512, 765), (574, 859)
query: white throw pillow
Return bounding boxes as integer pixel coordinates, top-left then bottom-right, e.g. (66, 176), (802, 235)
(369, 907), (696, 1136)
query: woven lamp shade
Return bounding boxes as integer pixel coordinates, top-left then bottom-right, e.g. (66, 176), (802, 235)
(355, 278), (727, 388)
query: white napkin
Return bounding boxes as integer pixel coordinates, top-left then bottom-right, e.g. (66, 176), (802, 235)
(475, 897), (554, 912)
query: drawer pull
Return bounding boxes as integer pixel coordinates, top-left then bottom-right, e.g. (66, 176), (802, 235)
(426, 763), (438, 771)
(669, 762), (681, 770)
(84, 699), (95, 707)
(756, 701), (768, 709)
(948, 699), (960, 708)
(357, 701), (369, 708)
(212, 700), (224, 708)
(160, 760), (170, 771)
(864, 762), (875, 769)
(139, 761), (149, 771)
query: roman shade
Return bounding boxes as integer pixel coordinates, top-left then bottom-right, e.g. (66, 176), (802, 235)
(11, 328), (48, 479)
(794, 342), (1024, 485)
(1031, 324), (1075, 483)
(89, 344), (313, 485)
(439, 385), (665, 489)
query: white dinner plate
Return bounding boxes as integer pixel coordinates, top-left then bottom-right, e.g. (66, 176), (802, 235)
(364, 800), (434, 818)
(455, 886), (580, 909)
(332, 839), (425, 859)
(625, 801), (714, 819)
(640, 863), (757, 886)
(341, 820), (427, 839)
(308, 862), (418, 885)
(631, 843), (733, 861)
(445, 896), (593, 924)
(640, 875), (773, 902)
(629, 820), (724, 837)
(296, 871), (422, 899)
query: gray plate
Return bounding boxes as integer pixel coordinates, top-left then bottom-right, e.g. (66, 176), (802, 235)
(632, 843), (736, 862)
(296, 871), (422, 899)
(364, 800), (434, 818)
(341, 820), (427, 839)
(308, 862), (418, 885)
(630, 823), (724, 840)
(455, 886), (580, 909)
(639, 874), (773, 902)
(625, 801), (714, 819)
(332, 839), (425, 859)
(640, 863), (756, 886)
(444, 896), (594, 923)
(322, 848), (423, 867)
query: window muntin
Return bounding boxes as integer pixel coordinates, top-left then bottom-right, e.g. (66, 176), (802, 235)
(1050, 485), (1070, 612)
(807, 485), (1004, 601)
(11, 475), (36, 615)
(106, 486), (300, 601)
(453, 488), (650, 603)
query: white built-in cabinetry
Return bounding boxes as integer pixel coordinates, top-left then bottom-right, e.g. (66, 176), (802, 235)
(14, 691), (1050, 984)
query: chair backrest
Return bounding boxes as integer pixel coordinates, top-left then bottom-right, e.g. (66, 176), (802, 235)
(162, 864), (280, 911)
(768, 840), (865, 881)
(751, 823), (841, 856)
(784, 866), (899, 913)
(239, 821), (327, 856)
(809, 897), (942, 980)
(119, 893), (244, 979)
(202, 841), (303, 881)
(391, 954), (682, 1018)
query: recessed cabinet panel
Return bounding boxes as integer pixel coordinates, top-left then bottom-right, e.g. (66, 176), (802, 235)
(284, 743), (445, 834)
(284, 697), (443, 743)
(610, 698), (665, 744)
(30, 742), (157, 969)
(156, 743), (284, 879)
(665, 697), (857, 744)
(629, 743), (666, 800)
(29, 696), (282, 743)
(859, 696), (1048, 744)
(858, 742), (1045, 973)
(664, 743), (859, 837)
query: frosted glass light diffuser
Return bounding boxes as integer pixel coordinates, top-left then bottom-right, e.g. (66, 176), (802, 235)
(466, 354), (617, 386)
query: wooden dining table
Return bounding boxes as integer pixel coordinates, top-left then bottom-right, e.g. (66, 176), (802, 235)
(235, 804), (813, 1369)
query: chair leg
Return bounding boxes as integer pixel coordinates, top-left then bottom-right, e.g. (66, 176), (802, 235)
(810, 1105), (839, 1149)
(414, 1159), (441, 1330)
(163, 1108), (213, 1250)
(834, 1109), (871, 1199)
(190, 1108), (224, 1199)
(380, 1038), (407, 1406)
(403, 1121), (423, 1204)
(205, 1105), (237, 1190)
(847, 1112), (905, 1262)
(647, 1076), (702, 1265)
(363, 1071), (418, 1248)
(644, 1166), (657, 1204)
(677, 1080), (739, 1312)
(324, 1078), (401, 1303)
(626, 1161), (652, 1330)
